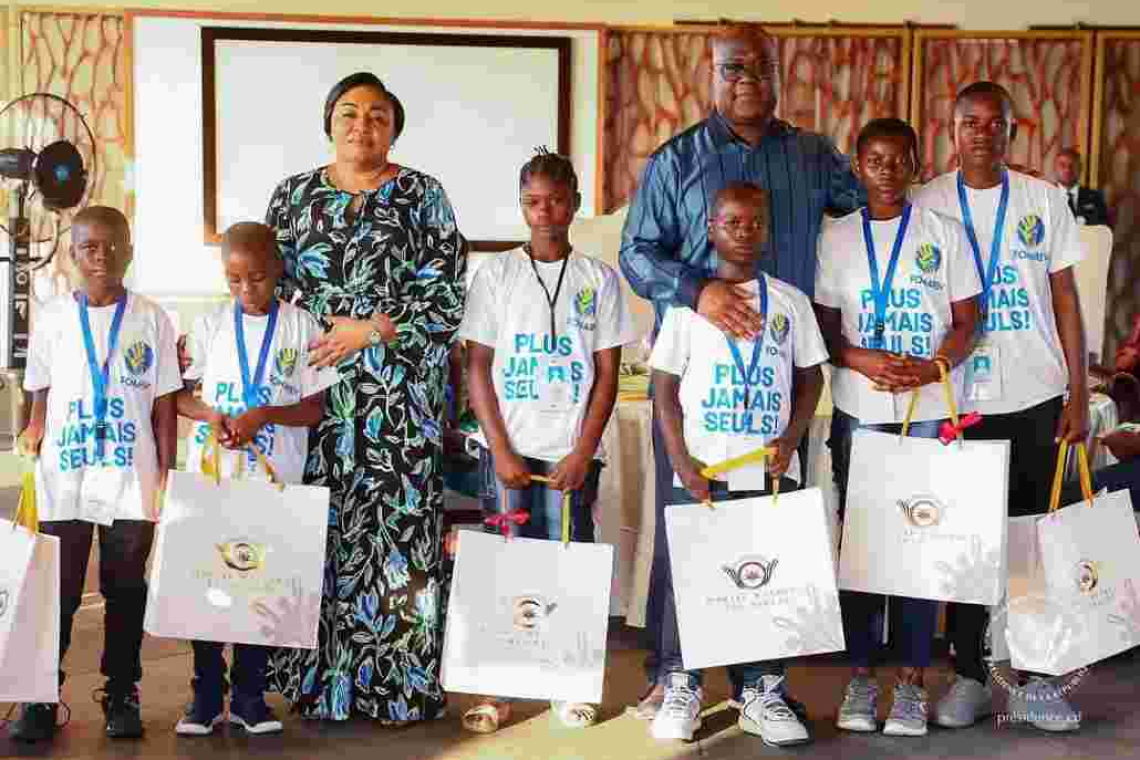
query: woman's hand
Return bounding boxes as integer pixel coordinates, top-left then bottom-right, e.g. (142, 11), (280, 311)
(849, 348), (913, 391)
(224, 407), (269, 449)
(308, 317), (375, 368)
(879, 355), (941, 391)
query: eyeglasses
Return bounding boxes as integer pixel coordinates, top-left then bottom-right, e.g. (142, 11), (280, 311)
(714, 61), (777, 83)
(73, 241), (121, 258)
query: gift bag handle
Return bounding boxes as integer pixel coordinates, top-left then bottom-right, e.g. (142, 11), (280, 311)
(1048, 439), (1094, 513)
(699, 446), (780, 507)
(13, 449), (38, 533)
(201, 429), (282, 491)
(901, 358), (957, 438)
(530, 475), (573, 546)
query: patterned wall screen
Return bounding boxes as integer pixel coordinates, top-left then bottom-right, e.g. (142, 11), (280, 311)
(1094, 34), (1140, 360)
(912, 32), (1092, 182)
(602, 28), (909, 212)
(13, 10), (132, 295)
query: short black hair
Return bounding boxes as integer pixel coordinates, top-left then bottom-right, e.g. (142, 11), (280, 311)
(712, 181), (769, 222)
(221, 221), (281, 266)
(954, 81), (1014, 121)
(73, 205), (130, 242)
(856, 117), (921, 174)
(519, 146), (579, 196)
(323, 72), (405, 141)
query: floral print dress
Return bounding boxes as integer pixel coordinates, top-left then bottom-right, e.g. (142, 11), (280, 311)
(263, 166), (466, 722)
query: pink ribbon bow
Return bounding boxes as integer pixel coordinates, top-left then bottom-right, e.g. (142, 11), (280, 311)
(939, 412), (983, 445)
(484, 509), (530, 538)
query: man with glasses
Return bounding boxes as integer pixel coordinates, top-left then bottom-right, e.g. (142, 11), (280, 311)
(619, 22), (862, 743)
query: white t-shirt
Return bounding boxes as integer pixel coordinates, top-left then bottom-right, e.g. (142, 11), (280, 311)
(183, 301), (339, 484)
(459, 248), (638, 463)
(814, 206), (982, 424)
(24, 291), (183, 522)
(649, 277), (828, 484)
(912, 170), (1084, 415)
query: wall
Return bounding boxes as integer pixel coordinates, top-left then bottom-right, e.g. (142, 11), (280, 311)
(24, 0), (1140, 31)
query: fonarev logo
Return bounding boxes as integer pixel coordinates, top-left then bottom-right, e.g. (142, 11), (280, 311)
(123, 341), (154, 376)
(1017, 214), (1045, 248)
(769, 313), (790, 345)
(273, 348), (298, 379)
(722, 555), (779, 590)
(216, 539), (267, 572)
(573, 287), (597, 319)
(916, 243), (942, 274)
(898, 494), (947, 528)
(512, 594), (557, 630)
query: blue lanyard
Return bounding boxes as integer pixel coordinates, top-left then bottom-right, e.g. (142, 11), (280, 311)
(957, 170), (1010, 320)
(78, 292), (128, 461)
(725, 275), (768, 408)
(234, 300), (279, 410)
(861, 204), (912, 350)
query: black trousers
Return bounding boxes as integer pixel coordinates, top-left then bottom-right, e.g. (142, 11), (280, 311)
(945, 397), (1063, 682)
(39, 519), (155, 689)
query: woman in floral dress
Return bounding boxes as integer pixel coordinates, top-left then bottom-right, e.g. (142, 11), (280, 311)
(264, 72), (466, 723)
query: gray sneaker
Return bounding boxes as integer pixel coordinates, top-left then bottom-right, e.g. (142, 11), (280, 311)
(650, 673), (703, 741)
(836, 676), (878, 733)
(739, 675), (811, 747)
(1005, 677), (1080, 732)
(934, 676), (993, 728)
(884, 683), (929, 736)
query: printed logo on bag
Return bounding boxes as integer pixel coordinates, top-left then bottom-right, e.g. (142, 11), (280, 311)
(897, 494), (946, 528)
(216, 539), (267, 572)
(567, 287), (598, 331)
(512, 594), (557, 630)
(722, 554), (779, 590)
(1077, 560), (1100, 593)
(768, 314), (790, 346)
(0, 587), (8, 619)
(122, 341), (154, 388)
(1016, 214), (1045, 248)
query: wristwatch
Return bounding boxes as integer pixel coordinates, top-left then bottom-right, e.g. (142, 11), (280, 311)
(368, 312), (388, 346)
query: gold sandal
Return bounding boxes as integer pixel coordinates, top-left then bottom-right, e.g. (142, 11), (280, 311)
(551, 700), (598, 729)
(462, 699), (511, 734)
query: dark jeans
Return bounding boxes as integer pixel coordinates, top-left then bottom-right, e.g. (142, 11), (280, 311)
(1059, 455), (1140, 509)
(39, 519), (155, 690)
(828, 408), (941, 669)
(945, 396), (1064, 682)
(477, 447), (600, 542)
(645, 410), (797, 691)
(190, 641), (271, 707)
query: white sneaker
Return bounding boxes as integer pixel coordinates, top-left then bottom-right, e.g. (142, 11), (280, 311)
(1005, 677), (1080, 732)
(739, 675), (811, 747)
(836, 676), (878, 733)
(934, 676), (992, 728)
(650, 673), (703, 741)
(883, 683), (928, 737)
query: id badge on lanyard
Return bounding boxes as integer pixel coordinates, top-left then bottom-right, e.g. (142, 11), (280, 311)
(525, 246), (576, 418)
(724, 277), (769, 492)
(235, 301), (280, 466)
(77, 293), (128, 525)
(957, 171), (1010, 402)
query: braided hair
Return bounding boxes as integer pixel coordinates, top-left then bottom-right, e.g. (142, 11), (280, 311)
(856, 118), (921, 177)
(519, 146), (579, 196)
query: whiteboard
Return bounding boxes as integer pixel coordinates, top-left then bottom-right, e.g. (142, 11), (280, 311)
(205, 28), (568, 244)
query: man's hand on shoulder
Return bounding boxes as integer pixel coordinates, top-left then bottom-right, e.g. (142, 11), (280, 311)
(696, 280), (765, 340)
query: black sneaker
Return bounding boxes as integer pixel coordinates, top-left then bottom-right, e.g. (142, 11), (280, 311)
(97, 687), (144, 739)
(229, 698), (283, 735)
(175, 691), (225, 736)
(8, 703), (58, 742)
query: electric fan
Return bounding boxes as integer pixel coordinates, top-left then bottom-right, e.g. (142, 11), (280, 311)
(0, 92), (96, 447)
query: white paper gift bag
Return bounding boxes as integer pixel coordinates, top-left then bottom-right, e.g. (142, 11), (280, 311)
(1021, 442), (1140, 675)
(987, 514), (1043, 663)
(442, 531), (613, 703)
(0, 520), (61, 703)
(838, 429), (1010, 605)
(145, 466), (329, 649)
(665, 487), (845, 671)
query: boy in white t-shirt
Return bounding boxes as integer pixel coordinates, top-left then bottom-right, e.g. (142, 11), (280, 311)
(175, 222), (338, 736)
(649, 183), (828, 745)
(814, 119), (981, 738)
(14, 207), (181, 743)
(911, 82), (1089, 733)
(460, 150), (638, 733)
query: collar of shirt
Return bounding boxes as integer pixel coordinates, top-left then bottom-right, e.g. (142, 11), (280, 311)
(706, 108), (794, 149)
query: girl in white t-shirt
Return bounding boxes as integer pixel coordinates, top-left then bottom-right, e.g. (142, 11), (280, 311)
(813, 119), (981, 738)
(15, 207), (182, 743)
(174, 223), (338, 737)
